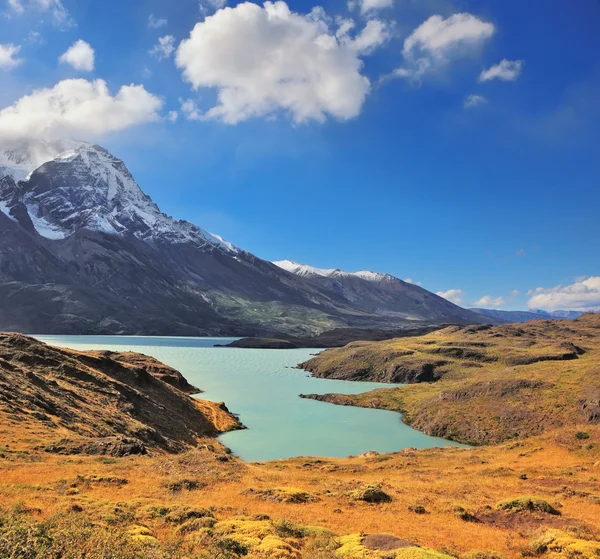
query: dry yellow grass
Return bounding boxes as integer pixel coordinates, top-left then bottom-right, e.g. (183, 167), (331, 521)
(1, 320), (600, 557)
(2, 424), (599, 557)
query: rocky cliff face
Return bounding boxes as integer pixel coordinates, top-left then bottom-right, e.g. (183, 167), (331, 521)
(0, 142), (490, 335)
(0, 332), (242, 454)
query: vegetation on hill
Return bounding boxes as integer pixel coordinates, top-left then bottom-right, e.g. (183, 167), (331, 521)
(300, 314), (600, 445)
(1, 321), (600, 558)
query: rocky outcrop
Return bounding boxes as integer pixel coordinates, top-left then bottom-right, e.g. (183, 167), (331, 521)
(0, 332), (242, 453)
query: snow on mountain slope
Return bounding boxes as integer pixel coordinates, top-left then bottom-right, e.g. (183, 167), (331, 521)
(274, 259), (391, 281)
(274, 259), (489, 323)
(0, 143), (238, 252)
(0, 139), (77, 182)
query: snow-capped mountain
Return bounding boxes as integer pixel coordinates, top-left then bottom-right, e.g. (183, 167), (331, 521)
(0, 139), (76, 183)
(0, 142), (491, 335)
(0, 143), (237, 251)
(274, 259), (484, 323)
(274, 260), (392, 282)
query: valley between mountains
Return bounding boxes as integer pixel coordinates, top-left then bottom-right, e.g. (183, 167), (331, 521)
(1, 316), (599, 558)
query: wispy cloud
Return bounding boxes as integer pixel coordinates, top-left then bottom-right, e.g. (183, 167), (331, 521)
(0, 43), (22, 69)
(6, 0), (74, 28)
(148, 14), (167, 29)
(149, 35), (175, 60)
(464, 94), (486, 108)
(479, 59), (523, 82)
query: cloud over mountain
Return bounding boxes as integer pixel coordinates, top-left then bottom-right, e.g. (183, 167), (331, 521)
(0, 79), (163, 142)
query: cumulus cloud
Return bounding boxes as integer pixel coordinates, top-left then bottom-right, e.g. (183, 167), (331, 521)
(6, 0), (73, 27)
(436, 289), (464, 305)
(0, 44), (22, 69)
(479, 59), (523, 82)
(59, 40), (95, 72)
(404, 277), (423, 286)
(392, 13), (495, 81)
(176, 1), (377, 124)
(0, 79), (164, 143)
(148, 14), (167, 29)
(464, 94), (486, 108)
(167, 110), (178, 122)
(149, 35), (176, 60)
(527, 277), (600, 311)
(474, 295), (505, 307)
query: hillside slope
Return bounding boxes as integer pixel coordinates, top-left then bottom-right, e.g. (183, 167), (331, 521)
(300, 314), (600, 445)
(274, 259), (487, 324)
(0, 332), (241, 454)
(0, 142), (492, 336)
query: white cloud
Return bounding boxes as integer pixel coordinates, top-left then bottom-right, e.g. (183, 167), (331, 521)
(0, 79), (164, 142)
(176, 1), (374, 124)
(527, 277), (600, 311)
(511, 289), (520, 297)
(167, 110), (178, 122)
(393, 13), (495, 80)
(59, 40), (95, 72)
(436, 289), (464, 305)
(6, 0), (73, 27)
(0, 44), (22, 69)
(404, 277), (423, 286)
(464, 93), (486, 108)
(474, 295), (505, 307)
(149, 35), (176, 60)
(359, 0), (392, 15)
(6, 0), (24, 14)
(179, 98), (203, 121)
(148, 14), (167, 29)
(348, 19), (390, 54)
(479, 59), (523, 82)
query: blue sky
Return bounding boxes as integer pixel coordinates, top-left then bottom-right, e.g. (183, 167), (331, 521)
(1, 0), (599, 311)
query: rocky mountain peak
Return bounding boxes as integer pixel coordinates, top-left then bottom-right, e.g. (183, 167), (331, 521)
(0, 142), (238, 252)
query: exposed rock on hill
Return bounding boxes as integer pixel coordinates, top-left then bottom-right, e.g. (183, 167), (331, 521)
(0, 332), (241, 454)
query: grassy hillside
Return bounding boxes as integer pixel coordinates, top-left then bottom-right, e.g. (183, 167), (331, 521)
(300, 314), (600, 445)
(1, 324), (600, 558)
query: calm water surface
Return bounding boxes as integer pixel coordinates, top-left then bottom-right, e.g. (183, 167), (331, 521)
(36, 335), (464, 461)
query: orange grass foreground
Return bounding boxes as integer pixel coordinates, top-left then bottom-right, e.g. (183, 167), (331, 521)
(1, 323), (599, 558)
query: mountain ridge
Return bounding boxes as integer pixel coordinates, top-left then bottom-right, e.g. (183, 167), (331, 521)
(0, 142), (493, 335)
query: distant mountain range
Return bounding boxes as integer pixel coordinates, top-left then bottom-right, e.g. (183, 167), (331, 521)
(274, 260), (482, 324)
(0, 141), (491, 335)
(470, 308), (585, 322)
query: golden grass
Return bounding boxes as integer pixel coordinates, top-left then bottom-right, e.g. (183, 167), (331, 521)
(2, 317), (600, 557)
(1, 424), (599, 557)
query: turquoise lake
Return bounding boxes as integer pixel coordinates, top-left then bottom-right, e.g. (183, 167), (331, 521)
(36, 336), (464, 461)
